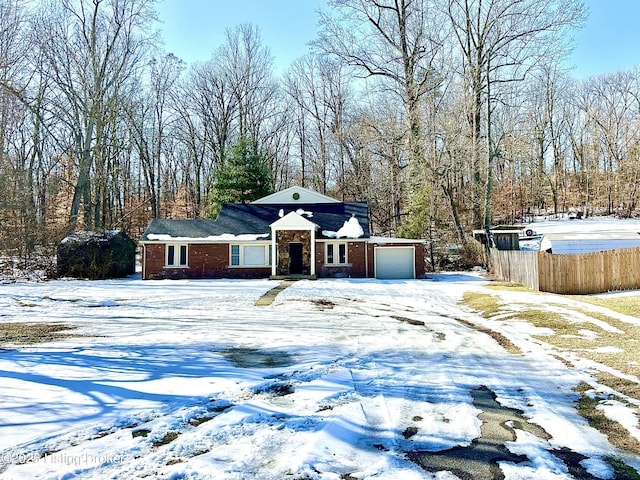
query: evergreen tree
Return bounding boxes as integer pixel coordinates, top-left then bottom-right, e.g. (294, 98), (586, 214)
(209, 136), (274, 216)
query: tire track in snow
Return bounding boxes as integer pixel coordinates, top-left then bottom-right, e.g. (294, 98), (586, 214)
(349, 365), (400, 452)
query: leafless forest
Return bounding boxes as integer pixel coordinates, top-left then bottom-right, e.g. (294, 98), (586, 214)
(1, 0), (637, 268)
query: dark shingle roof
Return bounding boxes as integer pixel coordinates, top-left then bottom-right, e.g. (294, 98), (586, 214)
(140, 219), (223, 240)
(141, 202), (370, 241)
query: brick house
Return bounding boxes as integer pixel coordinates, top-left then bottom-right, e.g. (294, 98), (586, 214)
(140, 187), (426, 280)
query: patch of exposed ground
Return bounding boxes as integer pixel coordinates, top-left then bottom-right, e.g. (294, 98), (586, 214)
(575, 381), (640, 457)
(407, 385), (619, 480)
(461, 290), (640, 392)
(455, 317), (522, 354)
(461, 287), (640, 463)
(568, 295), (640, 319)
(153, 431), (180, 448)
(0, 323), (77, 345)
(124, 399), (236, 467)
(485, 282), (539, 293)
(308, 298), (337, 310)
(595, 372), (640, 405)
(391, 315), (425, 326)
(545, 304), (640, 376)
(221, 347), (296, 369)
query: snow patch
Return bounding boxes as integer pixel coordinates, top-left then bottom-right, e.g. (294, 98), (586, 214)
(322, 216), (364, 239)
(295, 208), (313, 218)
(590, 346), (625, 354)
(146, 233), (269, 241)
(598, 399), (640, 442)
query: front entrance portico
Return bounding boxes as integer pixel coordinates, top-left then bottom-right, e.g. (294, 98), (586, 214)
(270, 212), (317, 277)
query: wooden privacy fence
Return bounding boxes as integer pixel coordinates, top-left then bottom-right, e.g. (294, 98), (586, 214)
(490, 249), (539, 290)
(489, 246), (640, 295)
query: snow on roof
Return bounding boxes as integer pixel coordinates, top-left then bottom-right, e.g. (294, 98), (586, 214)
(270, 211), (317, 230)
(60, 230), (124, 244)
(322, 216), (364, 239)
(368, 236), (426, 244)
(141, 202), (371, 242)
(295, 208), (313, 218)
(146, 233), (269, 242)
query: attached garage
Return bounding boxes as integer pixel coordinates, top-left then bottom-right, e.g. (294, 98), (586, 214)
(374, 246), (416, 279)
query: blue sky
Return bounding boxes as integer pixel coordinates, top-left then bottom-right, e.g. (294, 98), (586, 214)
(156, 0), (639, 78)
(155, 0), (327, 72)
(569, 0), (640, 77)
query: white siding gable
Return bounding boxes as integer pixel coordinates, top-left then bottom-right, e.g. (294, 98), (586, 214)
(270, 211), (317, 230)
(252, 186), (340, 205)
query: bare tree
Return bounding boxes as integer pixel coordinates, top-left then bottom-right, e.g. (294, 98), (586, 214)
(284, 55), (353, 194)
(0, 0), (43, 255)
(580, 71), (640, 215)
(36, 0), (157, 232)
(316, 0), (445, 213)
(524, 64), (573, 216)
(126, 53), (184, 218)
(175, 24), (280, 217)
(444, 0), (586, 229)
(218, 24), (278, 142)
(347, 96), (408, 233)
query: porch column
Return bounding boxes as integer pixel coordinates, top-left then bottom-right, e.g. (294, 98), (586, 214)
(310, 228), (316, 276)
(271, 228), (277, 277)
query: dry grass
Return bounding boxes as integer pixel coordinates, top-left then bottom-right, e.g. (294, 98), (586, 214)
(535, 304), (640, 379)
(461, 287), (640, 459)
(467, 285), (640, 382)
(153, 431), (180, 447)
(0, 323), (76, 345)
(485, 281), (537, 293)
(575, 382), (640, 457)
(568, 295), (640, 319)
(504, 309), (567, 332)
(596, 372), (640, 405)
(455, 317), (522, 354)
(462, 292), (502, 318)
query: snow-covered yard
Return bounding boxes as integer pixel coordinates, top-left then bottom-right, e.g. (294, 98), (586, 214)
(1, 273), (639, 479)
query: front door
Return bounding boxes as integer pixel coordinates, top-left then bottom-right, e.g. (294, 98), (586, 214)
(289, 242), (303, 274)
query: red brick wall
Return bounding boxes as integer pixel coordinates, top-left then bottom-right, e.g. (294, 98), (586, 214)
(142, 243), (271, 279)
(348, 242), (367, 277)
(315, 241), (367, 278)
(143, 244), (165, 279)
(414, 243), (426, 277)
(143, 240), (426, 280)
(189, 244), (228, 278)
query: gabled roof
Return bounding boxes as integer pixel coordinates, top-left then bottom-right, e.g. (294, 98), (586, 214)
(270, 211), (318, 230)
(140, 201), (370, 242)
(251, 186), (340, 205)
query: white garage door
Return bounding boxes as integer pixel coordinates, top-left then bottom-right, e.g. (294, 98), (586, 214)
(375, 247), (415, 279)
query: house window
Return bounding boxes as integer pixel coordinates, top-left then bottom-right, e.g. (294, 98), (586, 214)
(244, 245), (266, 265)
(231, 245), (240, 266)
(325, 242), (347, 265)
(230, 244), (271, 267)
(166, 244), (188, 267)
